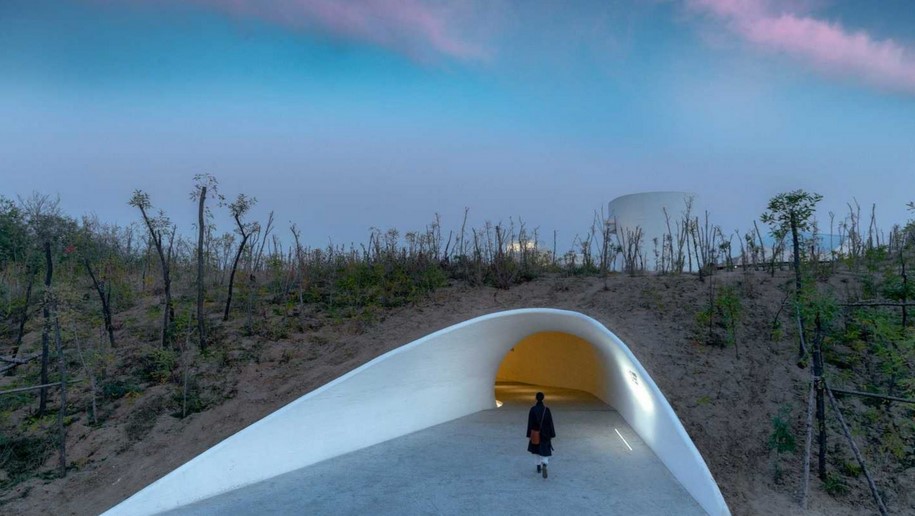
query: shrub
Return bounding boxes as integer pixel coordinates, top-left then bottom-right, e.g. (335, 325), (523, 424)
(840, 460), (862, 477)
(0, 433), (53, 487)
(139, 349), (178, 383)
(101, 379), (143, 400)
(0, 391), (33, 415)
(768, 408), (797, 453)
(823, 472), (848, 496)
(171, 382), (207, 419)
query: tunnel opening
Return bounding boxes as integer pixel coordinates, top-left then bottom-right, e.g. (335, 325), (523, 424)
(493, 331), (612, 407)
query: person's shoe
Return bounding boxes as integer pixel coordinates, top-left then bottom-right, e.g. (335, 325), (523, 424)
(537, 464), (541, 474)
(542, 464), (548, 479)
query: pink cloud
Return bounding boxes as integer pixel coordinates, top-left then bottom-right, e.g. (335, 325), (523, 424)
(690, 0), (915, 93)
(153, 0), (483, 61)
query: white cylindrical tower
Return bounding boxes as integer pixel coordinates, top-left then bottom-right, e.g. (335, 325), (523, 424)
(608, 192), (699, 272)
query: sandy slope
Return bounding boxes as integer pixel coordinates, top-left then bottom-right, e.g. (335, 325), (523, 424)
(1, 272), (907, 515)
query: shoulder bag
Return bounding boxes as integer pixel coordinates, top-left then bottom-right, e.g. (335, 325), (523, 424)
(530, 407), (547, 445)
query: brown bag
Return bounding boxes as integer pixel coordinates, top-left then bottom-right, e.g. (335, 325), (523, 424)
(530, 429), (541, 445)
(530, 407), (546, 445)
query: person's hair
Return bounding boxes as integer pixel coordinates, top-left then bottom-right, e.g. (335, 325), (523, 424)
(536, 392), (544, 402)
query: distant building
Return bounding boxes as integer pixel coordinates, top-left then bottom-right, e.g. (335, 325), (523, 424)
(607, 192), (699, 273)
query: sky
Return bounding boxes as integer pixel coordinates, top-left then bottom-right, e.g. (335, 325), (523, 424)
(2, 0), (914, 249)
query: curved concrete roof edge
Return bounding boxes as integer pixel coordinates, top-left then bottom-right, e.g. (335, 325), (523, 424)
(104, 308), (730, 516)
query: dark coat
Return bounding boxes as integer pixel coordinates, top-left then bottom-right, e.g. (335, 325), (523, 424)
(526, 402), (556, 456)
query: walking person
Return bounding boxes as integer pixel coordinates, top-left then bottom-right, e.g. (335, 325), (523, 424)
(527, 391), (555, 479)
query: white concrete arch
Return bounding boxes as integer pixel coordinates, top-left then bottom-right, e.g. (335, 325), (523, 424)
(105, 309), (729, 516)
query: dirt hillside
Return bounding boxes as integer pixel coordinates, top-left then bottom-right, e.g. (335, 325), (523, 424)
(1, 272), (910, 515)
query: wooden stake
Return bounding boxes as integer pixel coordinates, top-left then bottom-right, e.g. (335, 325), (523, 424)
(0, 379), (82, 396)
(831, 388), (915, 405)
(73, 328), (97, 425)
(54, 310), (67, 478)
(839, 302), (915, 307)
(825, 385), (888, 516)
(795, 307), (808, 358)
(813, 314), (826, 480)
(801, 379), (815, 509)
(902, 257), (908, 329)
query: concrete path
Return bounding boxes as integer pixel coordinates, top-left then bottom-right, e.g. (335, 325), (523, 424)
(167, 383), (705, 515)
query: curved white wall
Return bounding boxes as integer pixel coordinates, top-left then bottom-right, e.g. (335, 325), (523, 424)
(104, 309), (729, 516)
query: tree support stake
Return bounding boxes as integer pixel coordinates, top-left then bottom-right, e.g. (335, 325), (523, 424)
(825, 385), (888, 516)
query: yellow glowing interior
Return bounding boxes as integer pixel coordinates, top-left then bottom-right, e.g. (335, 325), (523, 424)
(495, 331), (608, 402)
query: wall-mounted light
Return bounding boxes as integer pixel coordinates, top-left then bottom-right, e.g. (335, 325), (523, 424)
(620, 365), (654, 414)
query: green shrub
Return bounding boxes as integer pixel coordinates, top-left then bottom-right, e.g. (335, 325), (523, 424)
(717, 285), (742, 349)
(770, 318), (784, 342)
(771, 461), (784, 484)
(139, 348), (178, 383)
(694, 307), (712, 336)
(0, 391), (33, 414)
(101, 379), (143, 400)
(323, 261), (446, 312)
(146, 303), (161, 317)
(881, 430), (907, 461)
(693, 284), (743, 350)
(823, 472), (848, 496)
(111, 278), (136, 310)
(171, 382), (207, 418)
(768, 408), (797, 453)
(840, 460), (862, 477)
(0, 433), (53, 487)
(171, 307), (195, 337)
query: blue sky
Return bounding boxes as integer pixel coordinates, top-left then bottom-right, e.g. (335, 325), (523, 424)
(1, 0), (914, 248)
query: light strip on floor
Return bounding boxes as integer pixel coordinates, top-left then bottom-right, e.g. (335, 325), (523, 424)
(614, 428), (633, 451)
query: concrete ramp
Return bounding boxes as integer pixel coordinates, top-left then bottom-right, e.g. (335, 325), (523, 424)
(168, 384), (704, 515)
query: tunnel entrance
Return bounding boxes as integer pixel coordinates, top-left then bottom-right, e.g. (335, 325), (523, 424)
(494, 331), (611, 407)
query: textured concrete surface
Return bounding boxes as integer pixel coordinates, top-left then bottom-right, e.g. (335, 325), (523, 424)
(167, 384), (705, 516)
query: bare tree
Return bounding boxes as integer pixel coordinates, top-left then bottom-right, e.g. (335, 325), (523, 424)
(595, 206), (616, 289)
(191, 174), (219, 351)
(19, 193), (66, 414)
(10, 264), (37, 363)
(491, 223), (517, 289)
(618, 226), (644, 276)
(129, 190), (175, 348)
(78, 216), (116, 348)
(290, 223), (305, 311)
(674, 197), (694, 272)
(697, 211), (719, 277)
(752, 220), (767, 268)
(457, 207), (469, 258)
(224, 194), (258, 321)
(251, 211), (275, 274)
(83, 258), (115, 348)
